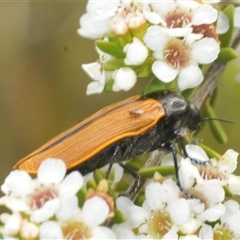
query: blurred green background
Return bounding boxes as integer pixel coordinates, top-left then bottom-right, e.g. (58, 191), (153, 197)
(0, 2), (240, 192)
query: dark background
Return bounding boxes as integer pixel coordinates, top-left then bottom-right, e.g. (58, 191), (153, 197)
(0, 2), (240, 190)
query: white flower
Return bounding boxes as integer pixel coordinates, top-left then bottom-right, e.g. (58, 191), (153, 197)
(144, 26), (219, 90)
(150, 1), (218, 36)
(0, 158), (84, 223)
(82, 43), (112, 95)
(112, 67), (137, 91)
(77, 0), (120, 39)
(50, 196), (116, 239)
(124, 37), (148, 66)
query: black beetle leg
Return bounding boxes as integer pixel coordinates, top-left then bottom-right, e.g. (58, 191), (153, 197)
(169, 143), (194, 198)
(105, 145), (122, 179)
(105, 146), (140, 197)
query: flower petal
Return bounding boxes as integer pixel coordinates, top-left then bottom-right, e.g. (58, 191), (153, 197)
(116, 196), (148, 228)
(1, 170), (34, 197)
(114, 67), (137, 91)
(37, 158), (66, 186)
(191, 38), (220, 64)
(192, 4), (218, 25)
(178, 65), (203, 90)
(200, 203), (225, 222)
(90, 226), (116, 239)
(30, 198), (60, 223)
(56, 196), (79, 221)
(169, 198), (190, 225)
(59, 171), (83, 197)
(144, 182), (165, 211)
(152, 60), (179, 83)
(216, 11), (229, 34)
(39, 221), (63, 239)
(82, 196), (110, 227)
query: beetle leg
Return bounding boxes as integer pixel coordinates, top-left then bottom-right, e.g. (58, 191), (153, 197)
(169, 143), (194, 198)
(105, 145), (125, 180)
(118, 163), (140, 197)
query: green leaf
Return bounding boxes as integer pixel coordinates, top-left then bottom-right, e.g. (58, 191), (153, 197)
(196, 142), (221, 160)
(93, 169), (106, 184)
(104, 79), (114, 92)
(104, 59), (125, 71)
(77, 187), (87, 207)
(205, 103), (228, 144)
(143, 77), (175, 95)
(112, 209), (127, 224)
(86, 178), (97, 190)
(95, 40), (126, 58)
(219, 5), (235, 48)
(138, 165), (175, 178)
(217, 47), (238, 62)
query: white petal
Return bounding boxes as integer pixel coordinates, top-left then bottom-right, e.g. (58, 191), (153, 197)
(143, 7), (163, 25)
(178, 65), (203, 90)
(116, 197), (148, 228)
(216, 11), (229, 34)
(200, 203), (225, 222)
(114, 67), (137, 91)
(162, 179), (180, 204)
(39, 221), (63, 239)
(227, 211), (240, 235)
(20, 221), (39, 239)
(191, 38), (220, 64)
(161, 152), (182, 166)
(4, 213), (22, 235)
(37, 158), (66, 186)
(199, 224), (213, 240)
(30, 198), (60, 223)
(185, 144), (209, 162)
(82, 196), (109, 227)
(234, 6), (240, 28)
(0, 196), (30, 212)
(1, 170), (34, 197)
(59, 171), (83, 197)
(228, 174), (240, 195)
(144, 182), (165, 210)
(112, 223), (136, 239)
(162, 226), (178, 239)
(179, 158), (200, 188)
(152, 60), (179, 83)
(192, 4), (218, 25)
(90, 226), (116, 239)
(218, 149), (238, 174)
(143, 25), (169, 52)
(111, 163), (124, 185)
(86, 0), (119, 19)
(82, 62), (103, 81)
(179, 217), (201, 235)
(124, 38), (148, 65)
(166, 27), (193, 37)
(78, 13), (110, 39)
(221, 200), (240, 224)
(196, 184), (225, 203)
(150, 2), (175, 14)
(169, 198), (190, 225)
(86, 81), (105, 95)
(56, 196), (78, 221)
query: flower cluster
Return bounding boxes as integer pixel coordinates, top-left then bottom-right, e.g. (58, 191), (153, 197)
(113, 145), (240, 239)
(0, 159), (116, 239)
(0, 145), (240, 239)
(78, 0), (222, 94)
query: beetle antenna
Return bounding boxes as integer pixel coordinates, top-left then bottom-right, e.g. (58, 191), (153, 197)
(201, 117), (235, 124)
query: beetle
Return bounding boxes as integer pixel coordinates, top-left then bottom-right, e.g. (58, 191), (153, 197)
(14, 91), (202, 195)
